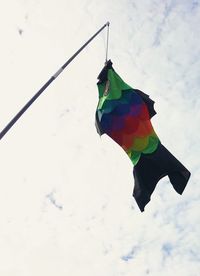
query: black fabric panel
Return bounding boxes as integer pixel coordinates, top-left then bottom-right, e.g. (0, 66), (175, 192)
(133, 143), (191, 211)
(97, 60), (113, 84)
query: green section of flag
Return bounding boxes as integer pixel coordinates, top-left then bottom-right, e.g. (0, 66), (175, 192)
(98, 69), (132, 110)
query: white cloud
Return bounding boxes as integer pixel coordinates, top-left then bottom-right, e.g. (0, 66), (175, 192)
(0, 0), (199, 275)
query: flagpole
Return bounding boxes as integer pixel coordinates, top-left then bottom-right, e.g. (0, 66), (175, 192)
(0, 22), (110, 140)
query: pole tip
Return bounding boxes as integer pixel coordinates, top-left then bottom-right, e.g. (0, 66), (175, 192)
(106, 21), (110, 26)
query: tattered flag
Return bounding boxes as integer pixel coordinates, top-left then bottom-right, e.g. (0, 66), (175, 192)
(95, 60), (190, 211)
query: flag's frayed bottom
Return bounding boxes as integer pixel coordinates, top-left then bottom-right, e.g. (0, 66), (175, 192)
(133, 142), (191, 212)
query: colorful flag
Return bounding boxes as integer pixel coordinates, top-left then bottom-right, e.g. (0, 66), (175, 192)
(95, 60), (191, 211)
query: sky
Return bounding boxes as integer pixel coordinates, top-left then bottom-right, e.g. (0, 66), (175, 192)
(0, 0), (199, 275)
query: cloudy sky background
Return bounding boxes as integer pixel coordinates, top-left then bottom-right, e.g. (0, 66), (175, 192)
(0, 0), (199, 275)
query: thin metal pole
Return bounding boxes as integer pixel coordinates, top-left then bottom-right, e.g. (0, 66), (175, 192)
(0, 22), (110, 140)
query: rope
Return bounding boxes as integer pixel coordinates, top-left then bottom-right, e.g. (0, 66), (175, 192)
(105, 22), (110, 62)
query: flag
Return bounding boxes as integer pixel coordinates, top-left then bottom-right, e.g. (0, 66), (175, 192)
(95, 60), (191, 211)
